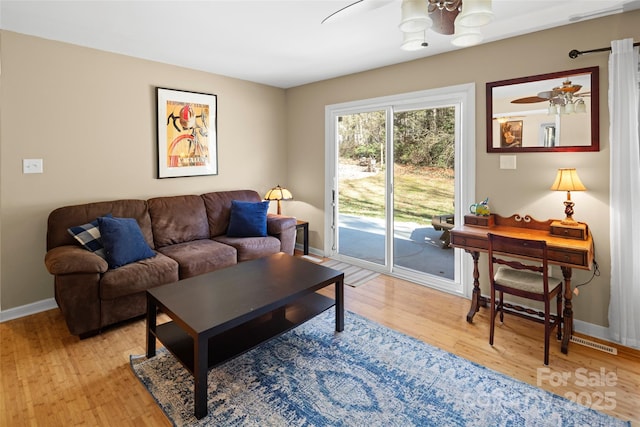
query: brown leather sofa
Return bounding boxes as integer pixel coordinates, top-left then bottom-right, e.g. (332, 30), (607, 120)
(44, 190), (297, 338)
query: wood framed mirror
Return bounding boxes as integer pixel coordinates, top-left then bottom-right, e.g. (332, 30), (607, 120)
(486, 67), (599, 153)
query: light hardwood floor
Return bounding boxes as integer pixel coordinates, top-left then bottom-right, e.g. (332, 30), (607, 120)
(1, 266), (639, 426)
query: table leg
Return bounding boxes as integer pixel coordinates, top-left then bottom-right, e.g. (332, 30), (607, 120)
(296, 221), (309, 255)
(335, 275), (344, 332)
(561, 266), (574, 354)
(146, 295), (157, 358)
(194, 335), (208, 419)
(466, 251), (482, 323)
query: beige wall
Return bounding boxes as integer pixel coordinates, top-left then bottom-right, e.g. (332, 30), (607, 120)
(285, 10), (640, 328)
(1, 10), (639, 330)
(0, 31), (287, 310)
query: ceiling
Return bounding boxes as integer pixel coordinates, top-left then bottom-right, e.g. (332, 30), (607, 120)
(2, 0), (638, 88)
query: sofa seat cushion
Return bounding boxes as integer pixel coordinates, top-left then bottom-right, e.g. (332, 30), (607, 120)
(157, 239), (237, 279)
(213, 235), (281, 262)
(100, 252), (179, 300)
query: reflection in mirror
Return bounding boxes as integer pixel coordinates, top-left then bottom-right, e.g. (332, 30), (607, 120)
(486, 67), (599, 153)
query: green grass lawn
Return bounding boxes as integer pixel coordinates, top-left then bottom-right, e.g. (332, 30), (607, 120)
(338, 163), (454, 224)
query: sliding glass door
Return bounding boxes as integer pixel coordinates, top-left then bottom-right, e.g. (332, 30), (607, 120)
(325, 86), (475, 294)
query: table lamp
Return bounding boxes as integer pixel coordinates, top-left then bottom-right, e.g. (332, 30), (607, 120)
(550, 168), (586, 225)
(264, 185), (293, 215)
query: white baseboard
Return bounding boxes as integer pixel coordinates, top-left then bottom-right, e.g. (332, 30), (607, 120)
(0, 298), (58, 323)
(573, 318), (615, 344)
(295, 244), (325, 258)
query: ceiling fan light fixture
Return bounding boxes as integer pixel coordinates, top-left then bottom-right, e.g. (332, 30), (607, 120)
(451, 16), (483, 47)
(399, 0), (432, 33)
(564, 102), (575, 114)
(457, 0), (494, 27)
(401, 31), (427, 51)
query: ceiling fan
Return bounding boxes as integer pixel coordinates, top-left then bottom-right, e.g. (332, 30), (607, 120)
(511, 79), (588, 103)
(322, 0), (493, 50)
(511, 79), (590, 114)
(321, 0), (462, 30)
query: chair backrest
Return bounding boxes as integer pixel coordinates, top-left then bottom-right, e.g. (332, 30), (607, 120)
(487, 233), (551, 293)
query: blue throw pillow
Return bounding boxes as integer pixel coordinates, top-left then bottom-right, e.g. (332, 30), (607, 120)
(227, 200), (269, 237)
(67, 214), (112, 259)
(97, 216), (155, 269)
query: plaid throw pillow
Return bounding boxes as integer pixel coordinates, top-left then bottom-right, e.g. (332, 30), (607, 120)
(67, 215), (111, 259)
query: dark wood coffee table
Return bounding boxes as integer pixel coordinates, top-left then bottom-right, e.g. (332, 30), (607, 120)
(145, 252), (344, 419)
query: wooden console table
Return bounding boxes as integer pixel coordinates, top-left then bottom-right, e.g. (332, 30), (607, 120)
(449, 214), (594, 354)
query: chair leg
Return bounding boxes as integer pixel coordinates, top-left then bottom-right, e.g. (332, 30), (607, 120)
(490, 288), (496, 346)
(499, 291), (504, 323)
(544, 300), (551, 366)
(556, 288), (563, 340)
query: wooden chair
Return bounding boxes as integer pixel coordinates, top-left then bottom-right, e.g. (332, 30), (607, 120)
(487, 233), (563, 365)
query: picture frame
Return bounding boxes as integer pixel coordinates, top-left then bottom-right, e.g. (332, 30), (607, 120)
(499, 120), (523, 148)
(156, 87), (218, 178)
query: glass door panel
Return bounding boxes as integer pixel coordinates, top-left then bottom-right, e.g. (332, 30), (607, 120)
(336, 111), (387, 266)
(392, 107), (455, 279)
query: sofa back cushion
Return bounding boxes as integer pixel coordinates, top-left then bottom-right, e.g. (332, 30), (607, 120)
(148, 195), (209, 248)
(201, 190), (262, 237)
(47, 199), (152, 251)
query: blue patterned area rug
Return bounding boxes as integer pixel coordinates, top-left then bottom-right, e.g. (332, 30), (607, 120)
(130, 310), (629, 427)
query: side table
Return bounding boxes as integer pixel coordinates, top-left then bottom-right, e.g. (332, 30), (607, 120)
(296, 220), (309, 255)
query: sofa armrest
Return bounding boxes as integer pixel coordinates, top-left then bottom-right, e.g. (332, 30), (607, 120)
(45, 245), (109, 275)
(267, 214), (296, 234)
(267, 214), (297, 255)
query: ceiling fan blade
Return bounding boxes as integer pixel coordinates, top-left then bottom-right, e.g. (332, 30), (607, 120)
(511, 96), (549, 104)
(322, 0), (364, 24)
(321, 0), (391, 24)
(493, 115), (524, 121)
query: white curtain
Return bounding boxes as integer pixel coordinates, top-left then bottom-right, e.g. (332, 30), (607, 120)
(608, 38), (640, 349)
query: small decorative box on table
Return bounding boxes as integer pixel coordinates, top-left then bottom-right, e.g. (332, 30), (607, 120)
(549, 221), (588, 240)
(464, 214), (495, 227)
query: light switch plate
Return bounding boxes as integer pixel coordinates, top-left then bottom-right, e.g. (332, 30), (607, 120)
(23, 158), (43, 174)
(499, 155), (516, 169)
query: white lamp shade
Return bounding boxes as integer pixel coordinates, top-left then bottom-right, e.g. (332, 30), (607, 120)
(451, 15), (483, 47)
(575, 99), (586, 113)
(401, 31), (426, 51)
(457, 0), (494, 28)
(399, 0), (432, 33)
(564, 102), (575, 114)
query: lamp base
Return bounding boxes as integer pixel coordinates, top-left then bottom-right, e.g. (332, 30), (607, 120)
(559, 217), (578, 226)
(550, 220), (588, 240)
